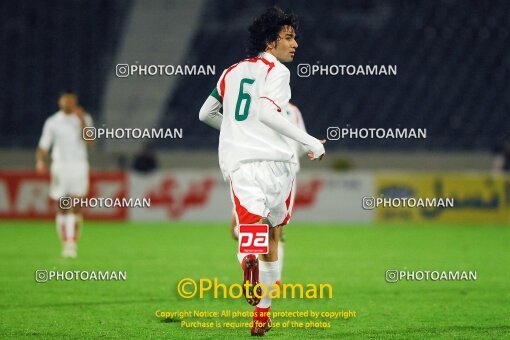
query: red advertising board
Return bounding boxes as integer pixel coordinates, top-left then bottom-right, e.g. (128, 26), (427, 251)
(0, 171), (127, 220)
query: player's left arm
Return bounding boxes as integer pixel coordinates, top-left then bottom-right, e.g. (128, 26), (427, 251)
(293, 105), (309, 157)
(259, 69), (325, 160)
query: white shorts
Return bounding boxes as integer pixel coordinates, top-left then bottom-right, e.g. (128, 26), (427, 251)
(229, 161), (296, 227)
(50, 162), (89, 200)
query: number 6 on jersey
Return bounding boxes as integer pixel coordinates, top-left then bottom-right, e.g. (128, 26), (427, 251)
(235, 78), (255, 121)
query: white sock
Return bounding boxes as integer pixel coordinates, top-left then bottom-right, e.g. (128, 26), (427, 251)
(56, 213), (64, 241)
(277, 242), (284, 281)
(258, 260), (279, 308)
(64, 213), (76, 243)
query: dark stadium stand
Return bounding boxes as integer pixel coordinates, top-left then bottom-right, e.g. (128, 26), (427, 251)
(159, 0), (510, 150)
(0, 0), (132, 146)
(2, 0), (508, 151)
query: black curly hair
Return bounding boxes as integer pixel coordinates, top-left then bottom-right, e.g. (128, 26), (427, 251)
(247, 6), (299, 57)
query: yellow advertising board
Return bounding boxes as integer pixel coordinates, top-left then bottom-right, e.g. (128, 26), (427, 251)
(375, 173), (510, 223)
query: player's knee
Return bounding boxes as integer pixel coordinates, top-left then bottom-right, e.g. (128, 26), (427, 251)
(260, 217), (273, 228)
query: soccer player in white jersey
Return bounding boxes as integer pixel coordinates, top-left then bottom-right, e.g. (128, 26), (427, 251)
(36, 92), (94, 258)
(229, 102), (307, 286)
(199, 7), (325, 336)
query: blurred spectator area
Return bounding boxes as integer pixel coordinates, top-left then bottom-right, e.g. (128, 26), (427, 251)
(0, 0), (131, 146)
(158, 0), (510, 151)
(1, 0), (509, 151)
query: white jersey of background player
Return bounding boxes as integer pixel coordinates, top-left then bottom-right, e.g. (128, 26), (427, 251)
(36, 91), (94, 258)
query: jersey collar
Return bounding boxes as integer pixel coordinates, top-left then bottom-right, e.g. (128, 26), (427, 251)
(57, 110), (75, 118)
(259, 52), (280, 65)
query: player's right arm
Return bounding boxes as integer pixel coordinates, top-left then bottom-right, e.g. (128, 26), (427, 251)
(259, 70), (325, 160)
(198, 90), (223, 130)
(199, 72), (225, 130)
(36, 119), (52, 174)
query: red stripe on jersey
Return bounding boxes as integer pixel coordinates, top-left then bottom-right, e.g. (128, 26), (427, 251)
(219, 58), (275, 98)
(252, 57), (275, 77)
(260, 96), (282, 112)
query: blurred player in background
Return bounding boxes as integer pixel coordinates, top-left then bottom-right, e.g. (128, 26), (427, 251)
(36, 91), (94, 258)
(230, 102), (308, 285)
(199, 7), (325, 336)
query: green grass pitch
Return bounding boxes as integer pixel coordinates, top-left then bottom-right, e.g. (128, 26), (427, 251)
(0, 221), (509, 339)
